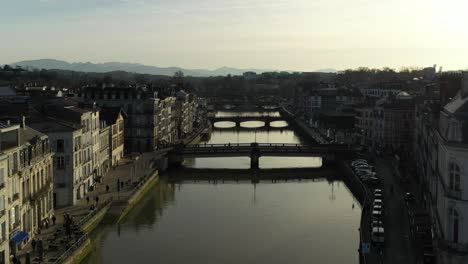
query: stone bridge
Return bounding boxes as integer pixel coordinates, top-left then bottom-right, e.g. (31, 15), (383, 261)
(171, 142), (355, 169)
(209, 115), (286, 127)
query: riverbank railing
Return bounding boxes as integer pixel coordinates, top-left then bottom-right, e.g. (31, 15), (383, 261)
(52, 233), (89, 264)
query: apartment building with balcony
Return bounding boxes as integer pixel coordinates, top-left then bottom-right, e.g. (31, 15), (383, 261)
(435, 85), (468, 257)
(79, 85), (160, 153)
(99, 107), (125, 167)
(414, 72), (468, 263)
(0, 121), (54, 262)
(29, 99), (100, 207)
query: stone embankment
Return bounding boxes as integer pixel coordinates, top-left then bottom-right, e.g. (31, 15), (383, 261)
(18, 156), (160, 264)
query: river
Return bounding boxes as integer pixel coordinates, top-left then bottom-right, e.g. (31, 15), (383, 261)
(83, 111), (361, 264)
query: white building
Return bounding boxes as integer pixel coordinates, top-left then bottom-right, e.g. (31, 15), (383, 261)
(0, 121), (54, 262)
(435, 89), (468, 258)
(31, 99), (102, 207)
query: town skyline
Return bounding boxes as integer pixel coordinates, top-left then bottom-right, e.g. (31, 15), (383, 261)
(2, 0), (468, 71)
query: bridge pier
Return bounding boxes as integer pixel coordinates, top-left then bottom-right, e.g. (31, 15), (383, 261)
(250, 142), (261, 170)
(250, 153), (260, 170)
(235, 120), (241, 128)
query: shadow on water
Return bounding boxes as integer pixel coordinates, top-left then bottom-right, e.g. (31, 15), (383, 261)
(82, 180), (177, 263)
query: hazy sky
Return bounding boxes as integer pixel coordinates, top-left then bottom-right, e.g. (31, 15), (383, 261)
(1, 0), (467, 71)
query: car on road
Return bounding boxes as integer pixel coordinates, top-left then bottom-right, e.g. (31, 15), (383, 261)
(371, 227), (385, 244)
(373, 204), (383, 211)
(372, 209), (382, 221)
(373, 199), (383, 208)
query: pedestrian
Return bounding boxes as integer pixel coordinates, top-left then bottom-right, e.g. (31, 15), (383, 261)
(52, 215), (56, 225)
(106, 185), (109, 192)
(31, 238), (37, 253)
(45, 219), (49, 229)
(95, 196), (99, 205)
(86, 196), (90, 204)
(121, 181), (124, 189)
(117, 179), (120, 192)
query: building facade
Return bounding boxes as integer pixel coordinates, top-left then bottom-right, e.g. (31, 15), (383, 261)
(0, 121), (54, 262)
(80, 85), (159, 153)
(100, 107), (125, 167)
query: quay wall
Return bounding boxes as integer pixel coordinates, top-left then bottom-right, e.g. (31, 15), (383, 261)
(117, 170), (160, 223)
(279, 108), (320, 144)
(62, 238), (92, 264)
(337, 159), (371, 264)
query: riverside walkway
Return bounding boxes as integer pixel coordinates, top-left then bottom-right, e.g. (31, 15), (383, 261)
(17, 157), (154, 264)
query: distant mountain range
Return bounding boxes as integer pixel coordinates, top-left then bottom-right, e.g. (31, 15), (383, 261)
(10, 59), (337, 77)
(11, 59), (273, 77)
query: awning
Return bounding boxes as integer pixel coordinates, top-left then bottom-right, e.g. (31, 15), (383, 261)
(10, 231), (29, 244)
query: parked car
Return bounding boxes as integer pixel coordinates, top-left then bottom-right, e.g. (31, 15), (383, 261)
(364, 177), (380, 186)
(373, 204), (383, 211)
(359, 172), (378, 178)
(374, 192), (383, 199)
(351, 159), (367, 164)
(355, 170), (374, 176)
(353, 164), (375, 170)
(371, 227), (385, 244)
(374, 189), (382, 195)
(371, 220), (383, 229)
(423, 245), (436, 264)
(373, 199), (383, 208)
(372, 209), (382, 221)
(405, 192), (415, 203)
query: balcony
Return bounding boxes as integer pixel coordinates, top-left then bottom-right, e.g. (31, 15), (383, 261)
(446, 189), (462, 200)
(12, 193), (19, 201)
(30, 180), (52, 203)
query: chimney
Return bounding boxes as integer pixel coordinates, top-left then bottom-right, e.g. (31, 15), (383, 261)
(462, 71), (468, 98)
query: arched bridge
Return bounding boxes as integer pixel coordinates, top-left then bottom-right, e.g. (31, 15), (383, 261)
(172, 143), (356, 169)
(209, 115), (286, 127)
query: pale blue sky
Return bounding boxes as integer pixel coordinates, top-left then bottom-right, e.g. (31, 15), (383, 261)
(1, 0), (467, 71)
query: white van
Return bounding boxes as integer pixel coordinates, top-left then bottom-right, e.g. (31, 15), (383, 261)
(371, 227), (385, 244)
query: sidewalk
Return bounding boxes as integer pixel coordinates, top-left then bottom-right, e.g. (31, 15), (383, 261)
(17, 157), (146, 263)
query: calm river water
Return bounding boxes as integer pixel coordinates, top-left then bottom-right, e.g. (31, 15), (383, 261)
(83, 111), (361, 264)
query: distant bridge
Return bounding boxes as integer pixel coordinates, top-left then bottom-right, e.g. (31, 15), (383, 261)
(212, 126), (290, 131)
(171, 143), (355, 169)
(208, 98), (281, 109)
(209, 115), (286, 127)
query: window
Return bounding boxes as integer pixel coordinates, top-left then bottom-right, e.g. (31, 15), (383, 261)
(0, 196), (4, 213)
(449, 162), (461, 191)
(450, 208), (460, 243)
(56, 140), (64, 153)
(0, 169), (3, 188)
(0, 222), (5, 241)
(56, 157), (65, 169)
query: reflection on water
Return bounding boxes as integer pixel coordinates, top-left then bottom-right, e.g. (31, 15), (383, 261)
(84, 111), (360, 264)
(187, 118), (320, 169)
(84, 180), (360, 264)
